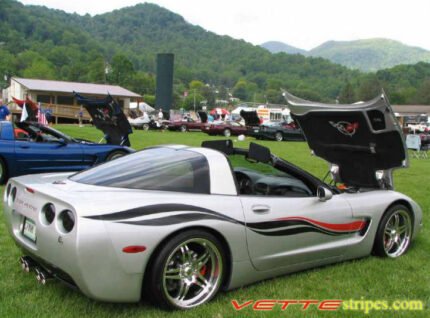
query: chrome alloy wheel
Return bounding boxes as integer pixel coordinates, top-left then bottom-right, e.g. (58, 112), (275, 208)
(383, 209), (412, 257)
(162, 238), (223, 308)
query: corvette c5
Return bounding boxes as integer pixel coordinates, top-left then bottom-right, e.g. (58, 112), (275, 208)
(3, 92), (423, 309)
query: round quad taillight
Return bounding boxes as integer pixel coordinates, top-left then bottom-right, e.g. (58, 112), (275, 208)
(41, 203), (56, 225)
(58, 210), (75, 233)
(6, 183), (11, 198)
(10, 187), (17, 203)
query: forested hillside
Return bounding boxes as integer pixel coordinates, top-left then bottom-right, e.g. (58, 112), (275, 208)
(309, 39), (430, 72)
(0, 0), (429, 107)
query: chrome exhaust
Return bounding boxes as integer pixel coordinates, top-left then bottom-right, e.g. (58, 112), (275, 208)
(19, 256), (35, 273)
(35, 267), (52, 285)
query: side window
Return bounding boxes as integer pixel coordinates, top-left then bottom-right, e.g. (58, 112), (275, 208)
(70, 148), (210, 194)
(229, 155), (313, 197)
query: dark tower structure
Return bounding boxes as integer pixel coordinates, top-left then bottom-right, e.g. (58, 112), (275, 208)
(155, 53), (174, 115)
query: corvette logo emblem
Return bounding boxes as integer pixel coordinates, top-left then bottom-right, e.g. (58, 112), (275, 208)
(329, 121), (359, 137)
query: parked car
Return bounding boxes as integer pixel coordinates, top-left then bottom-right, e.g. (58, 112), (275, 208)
(203, 120), (247, 137)
(0, 121), (134, 183)
(4, 91), (422, 309)
(250, 121), (305, 141)
(129, 115), (168, 130)
(168, 112), (207, 132)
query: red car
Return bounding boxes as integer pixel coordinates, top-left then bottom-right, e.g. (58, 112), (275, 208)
(203, 121), (247, 137)
(168, 112), (207, 132)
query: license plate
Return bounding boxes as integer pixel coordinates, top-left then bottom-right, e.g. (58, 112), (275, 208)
(254, 129), (259, 133)
(22, 217), (37, 242)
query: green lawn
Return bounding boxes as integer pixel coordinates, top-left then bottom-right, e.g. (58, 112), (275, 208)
(0, 125), (429, 317)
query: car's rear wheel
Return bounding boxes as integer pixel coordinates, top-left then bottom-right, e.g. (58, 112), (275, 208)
(143, 124), (150, 131)
(148, 230), (225, 309)
(373, 204), (413, 258)
(106, 150), (126, 161)
(223, 129), (231, 137)
(0, 157), (7, 184)
(275, 132), (283, 141)
(180, 125), (187, 132)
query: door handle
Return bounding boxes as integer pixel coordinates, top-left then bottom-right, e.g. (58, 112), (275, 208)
(19, 145), (30, 149)
(252, 205), (271, 213)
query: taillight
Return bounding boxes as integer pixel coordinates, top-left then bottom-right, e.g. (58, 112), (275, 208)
(58, 210), (75, 233)
(10, 187), (17, 202)
(41, 203), (56, 225)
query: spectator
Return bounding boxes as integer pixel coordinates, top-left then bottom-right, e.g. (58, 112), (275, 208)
(0, 99), (11, 121)
(158, 108), (164, 121)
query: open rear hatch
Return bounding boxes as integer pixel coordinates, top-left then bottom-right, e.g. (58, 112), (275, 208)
(284, 90), (407, 189)
(74, 92), (132, 146)
(198, 111), (208, 123)
(240, 110), (260, 127)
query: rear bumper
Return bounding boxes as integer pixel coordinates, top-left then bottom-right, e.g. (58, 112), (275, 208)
(3, 180), (144, 303)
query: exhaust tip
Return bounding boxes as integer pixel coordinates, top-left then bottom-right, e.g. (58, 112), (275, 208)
(35, 267), (52, 285)
(19, 256), (34, 273)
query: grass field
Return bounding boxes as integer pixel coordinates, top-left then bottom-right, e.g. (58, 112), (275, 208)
(0, 125), (429, 317)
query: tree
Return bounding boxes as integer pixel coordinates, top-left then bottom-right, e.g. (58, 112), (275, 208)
(357, 75), (381, 101)
(23, 60), (56, 79)
(109, 54), (135, 86)
(338, 81), (356, 104)
(415, 79), (430, 104)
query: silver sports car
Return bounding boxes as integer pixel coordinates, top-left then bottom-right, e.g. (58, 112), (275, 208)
(3, 92), (423, 309)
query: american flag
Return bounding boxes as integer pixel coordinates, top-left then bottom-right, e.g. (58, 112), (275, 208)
(37, 103), (48, 125)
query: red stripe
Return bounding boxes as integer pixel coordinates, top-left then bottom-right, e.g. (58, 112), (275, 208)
(275, 216), (366, 232)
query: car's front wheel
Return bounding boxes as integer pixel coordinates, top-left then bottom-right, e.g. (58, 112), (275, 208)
(148, 230), (225, 309)
(275, 132), (283, 142)
(223, 129), (231, 137)
(143, 124), (150, 131)
(373, 204), (413, 258)
(180, 125), (187, 132)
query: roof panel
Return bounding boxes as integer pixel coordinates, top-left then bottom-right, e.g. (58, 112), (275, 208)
(13, 77), (141, 98)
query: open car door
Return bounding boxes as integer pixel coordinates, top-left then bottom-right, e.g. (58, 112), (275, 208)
(284, 90), (407, 189)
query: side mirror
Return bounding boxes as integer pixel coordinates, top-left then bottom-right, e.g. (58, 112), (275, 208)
(317, 186), (333, 202)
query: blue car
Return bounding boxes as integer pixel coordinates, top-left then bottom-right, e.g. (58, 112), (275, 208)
(0, 121), (134, 183)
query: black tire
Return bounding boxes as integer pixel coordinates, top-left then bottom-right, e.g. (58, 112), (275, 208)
(223, 129), (231, 137)
(143, 124), (150, 131)
(275, 132), (283, 142)
(180, 125), (187, 132)
(373, 204), (413, 258)
(0, 157), (7, 184)
(147, 229), (225, 310)
(106, 150), (126, 161)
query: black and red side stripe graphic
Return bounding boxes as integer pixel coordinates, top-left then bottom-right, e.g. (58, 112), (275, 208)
(85, 204), (369, 237)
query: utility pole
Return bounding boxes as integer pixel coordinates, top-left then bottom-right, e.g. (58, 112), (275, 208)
(193, 89), (196, 112)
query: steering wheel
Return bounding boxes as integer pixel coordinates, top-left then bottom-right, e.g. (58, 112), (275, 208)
(236, 173), (253, 194)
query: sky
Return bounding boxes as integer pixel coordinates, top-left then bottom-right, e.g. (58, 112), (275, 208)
(18, 0), (430, 51)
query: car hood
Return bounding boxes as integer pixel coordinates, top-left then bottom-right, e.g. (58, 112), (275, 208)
(284, 90), (407, 189)
(240, 110), (260, 126)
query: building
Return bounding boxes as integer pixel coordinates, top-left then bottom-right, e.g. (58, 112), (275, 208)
(392, 105), (430, 126)
(5, 77), (141, 122)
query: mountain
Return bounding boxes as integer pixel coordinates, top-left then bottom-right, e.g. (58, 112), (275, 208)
(261, 41), (306, 55)
(1, 0), (430, 105)
(308, 39), (430, 72)
(0, 0), (354, 103)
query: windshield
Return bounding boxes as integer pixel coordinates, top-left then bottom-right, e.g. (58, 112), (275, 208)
(70, 147), (210, 193)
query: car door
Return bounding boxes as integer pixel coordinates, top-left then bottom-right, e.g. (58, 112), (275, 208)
(241, 194), (360, 271)
(14, 140), (84, 174)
